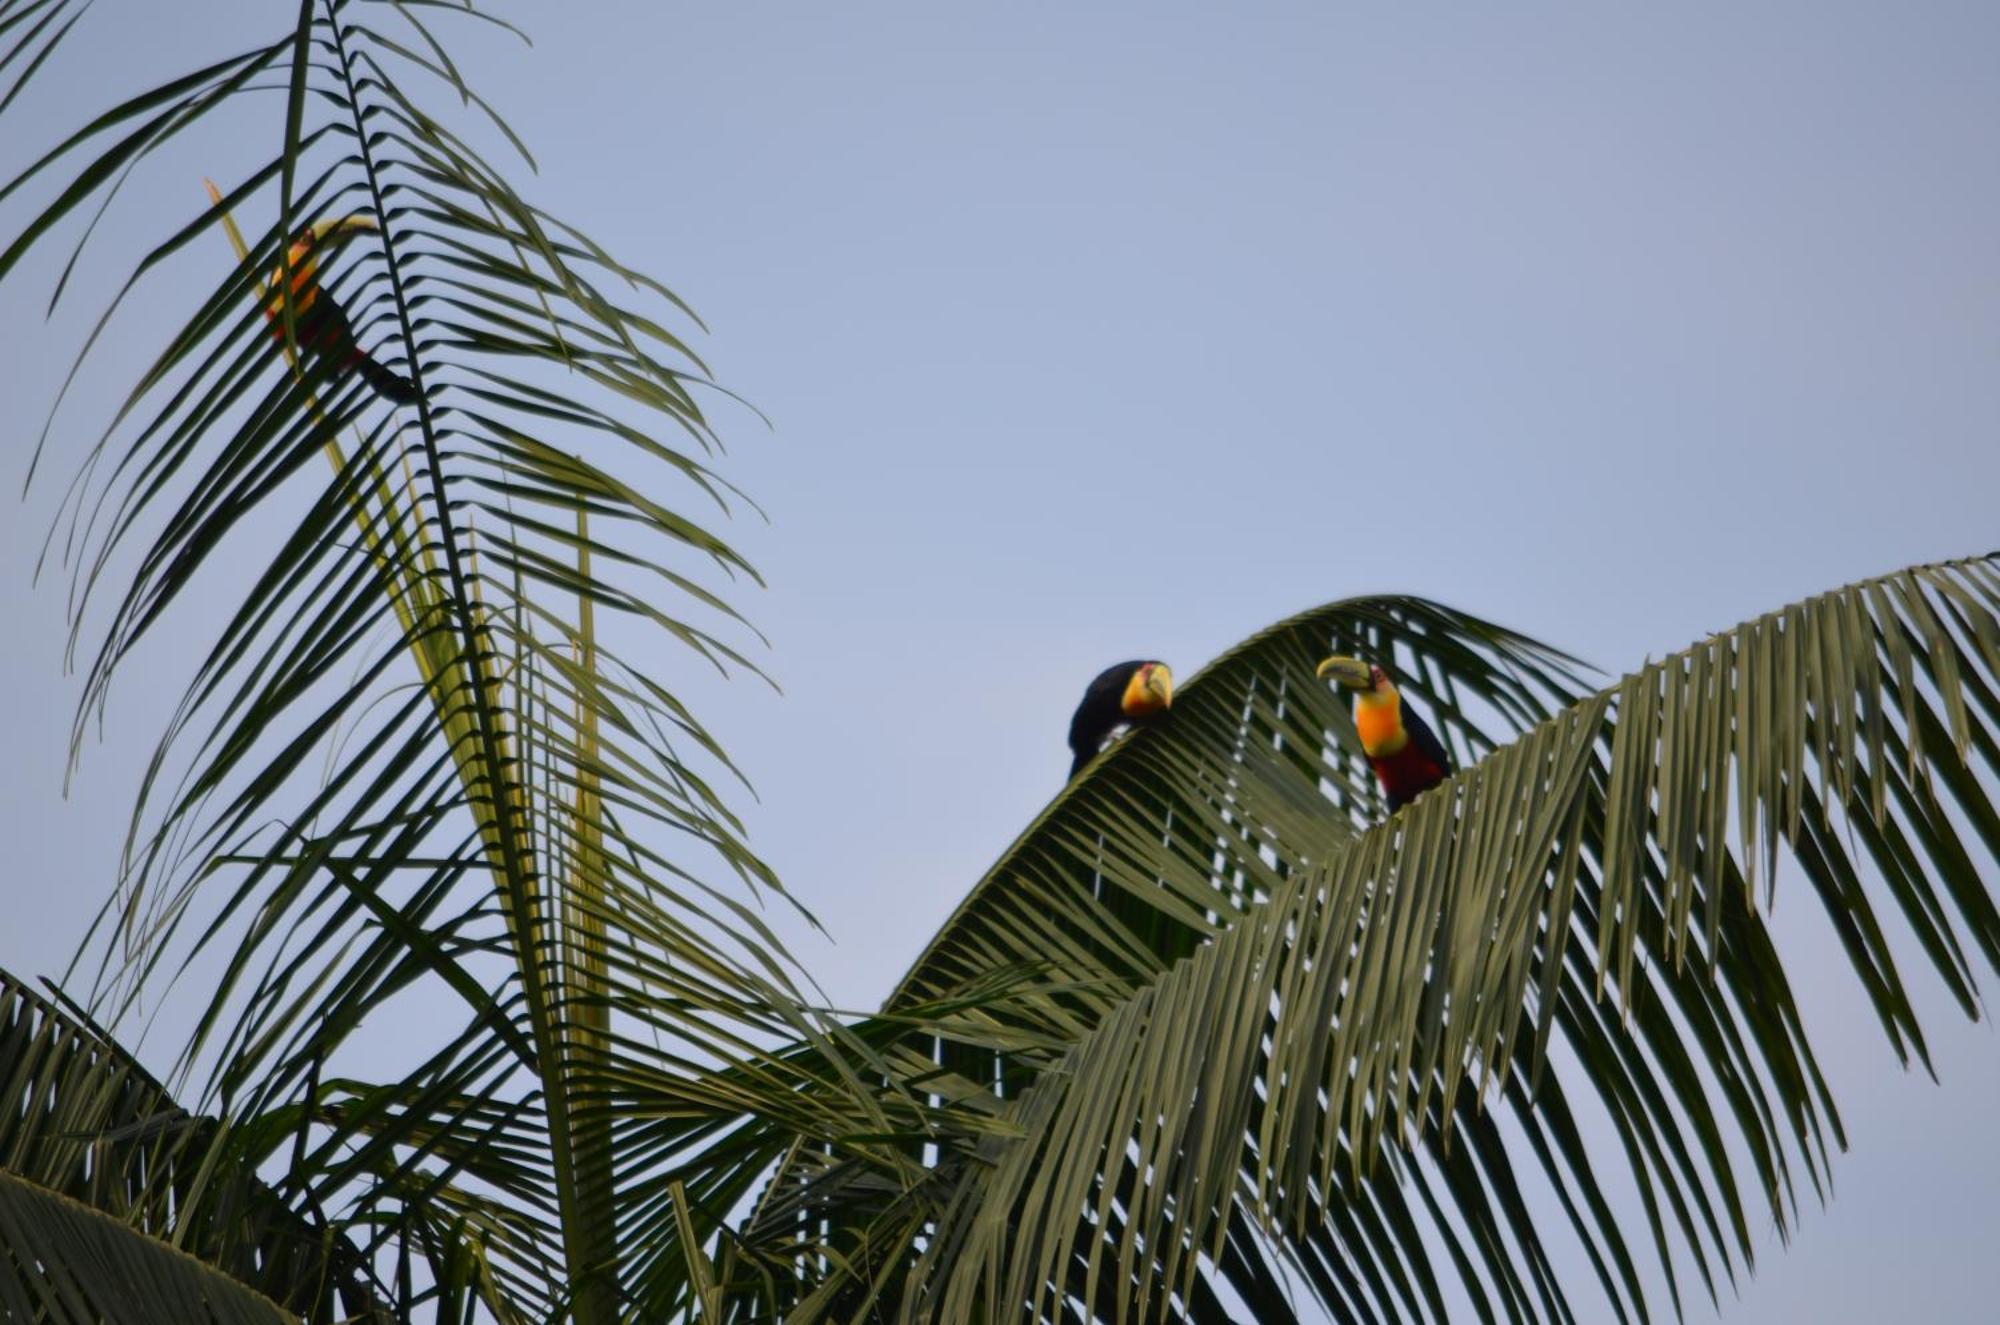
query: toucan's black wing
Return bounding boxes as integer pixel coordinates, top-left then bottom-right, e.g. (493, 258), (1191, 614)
(1068, 661), (1144, 778)
(294, 297), (418, 403)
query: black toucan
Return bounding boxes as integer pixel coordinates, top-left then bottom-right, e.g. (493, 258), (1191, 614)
(1316, 655), (1453, 811)
(264, 215), (418, 404)
(1067, 660), (1173, 779)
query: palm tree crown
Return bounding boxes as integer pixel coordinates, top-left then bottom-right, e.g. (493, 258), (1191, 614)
(2, 4), (1996, 1323)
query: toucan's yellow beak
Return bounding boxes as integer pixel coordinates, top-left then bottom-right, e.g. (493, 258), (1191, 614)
(1146, 663), (1173, 708)
(1316, 655), (1374, 691)
(310, 214), (378, 248)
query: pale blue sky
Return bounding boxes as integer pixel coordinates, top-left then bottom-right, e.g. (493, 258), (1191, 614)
(4, 3), (1998, 1320)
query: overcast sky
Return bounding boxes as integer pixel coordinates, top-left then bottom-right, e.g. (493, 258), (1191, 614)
(3, 2), (1998, 1320)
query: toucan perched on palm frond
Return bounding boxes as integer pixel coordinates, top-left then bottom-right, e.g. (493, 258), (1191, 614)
(1068, 660), (1173, 779)
(264, 216), (418, 404)
(1317, 656), (1452, 812)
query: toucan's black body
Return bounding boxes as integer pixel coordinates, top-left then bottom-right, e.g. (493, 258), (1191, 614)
(266, 222), (418, 405)
(289, 294), (418, 404)
(1067, 660), (1170, 779)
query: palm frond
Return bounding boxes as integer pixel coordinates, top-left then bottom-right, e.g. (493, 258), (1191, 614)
(0, 967), (389, 1319)
(898, 597), (1586, 1020)
(896, 554), (2000, 1323)
(0, 1168), (299, 1324)
(753, 597), (1627, 1321)
(3, 4), (878, 1319)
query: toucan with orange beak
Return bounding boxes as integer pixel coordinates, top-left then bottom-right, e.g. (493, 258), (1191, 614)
(1316, 656), (1452, 812)
(264, 215), (417, 404)
(1067, 660), (1173, 778)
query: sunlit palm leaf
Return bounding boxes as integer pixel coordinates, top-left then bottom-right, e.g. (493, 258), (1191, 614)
(894, 554), (2000, 1323)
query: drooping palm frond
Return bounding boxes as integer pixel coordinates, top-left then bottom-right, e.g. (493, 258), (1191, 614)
(734, 558), (1997, 1323)
(3, 3), (895, 1320)
(0, 1169), (297, 1325)
(747, 597), (1656, 1322)
(896, 597), (1587, 1015)
(882, 553), (2000, 1324)
(0, 968), (388, 1319)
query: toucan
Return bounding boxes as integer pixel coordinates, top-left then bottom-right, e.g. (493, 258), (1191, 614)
(1316, 656), (1452, 812)
(263, 215), (418, 404)
(1067, 660), (1173, 779)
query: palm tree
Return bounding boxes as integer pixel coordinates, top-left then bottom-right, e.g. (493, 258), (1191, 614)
(3, 4), (1996, 1322)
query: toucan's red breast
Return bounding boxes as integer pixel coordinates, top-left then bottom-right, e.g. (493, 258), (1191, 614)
(1369, 740), (1449, 808)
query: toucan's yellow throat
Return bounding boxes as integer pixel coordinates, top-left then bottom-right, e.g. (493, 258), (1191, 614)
(267, 215), (378, 321)
(1317, 654), (1408, 756)
(1120, 661), (1173, 718)
(1351, 687), (1407, 756)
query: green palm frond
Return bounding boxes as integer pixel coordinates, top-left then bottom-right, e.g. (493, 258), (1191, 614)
(3, 4), (881, 1320)
(885, 554), (2000, 1324)
(0, 967), (388, 1319)
(748, 598), (1616, 1321)
(897, 597), (1586, 1018)
(0, 1169), (298, 1325)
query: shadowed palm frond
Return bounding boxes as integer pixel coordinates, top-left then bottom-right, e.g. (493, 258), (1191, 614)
(749, 597), (1617, 1322)
(0, 1168), (301, 1325)
(0, 968), (393, 1319)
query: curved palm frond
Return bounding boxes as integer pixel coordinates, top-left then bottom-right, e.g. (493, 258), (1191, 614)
(743, 558), (1997, 1324)
(0, 1169), (298, 1325)
(751, 598), (1643, 1322)
(3, 4), (893, 1320)
(0, 967), (390, 1319)
(897, 597), (1587, 1016)
(887, 553), (2000, 1323)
